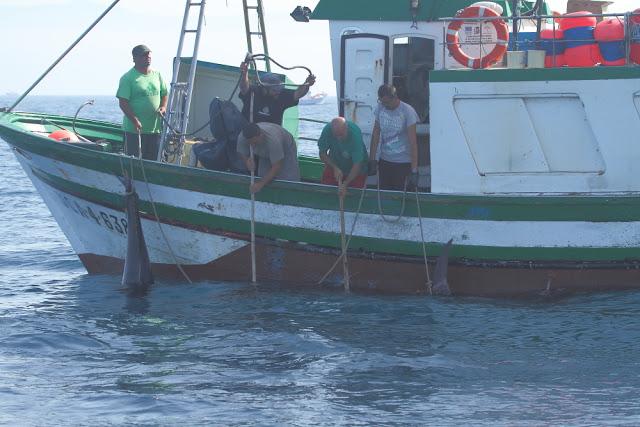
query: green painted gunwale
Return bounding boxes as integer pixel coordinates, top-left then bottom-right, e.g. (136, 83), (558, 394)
(2, 112), (640, 225)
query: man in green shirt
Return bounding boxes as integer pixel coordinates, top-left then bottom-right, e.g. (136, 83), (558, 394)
(116, 44), (168, 160)
(317, 117), (368, 197)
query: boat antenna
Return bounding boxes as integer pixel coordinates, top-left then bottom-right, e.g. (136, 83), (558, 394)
(5, 0), (121, 113)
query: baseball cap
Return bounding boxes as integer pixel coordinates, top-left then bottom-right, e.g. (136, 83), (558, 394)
(132, 44), (151, 57)
(262, 73), (283, 92)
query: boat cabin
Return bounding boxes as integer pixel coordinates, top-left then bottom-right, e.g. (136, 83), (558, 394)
(311, 0), (640, 194)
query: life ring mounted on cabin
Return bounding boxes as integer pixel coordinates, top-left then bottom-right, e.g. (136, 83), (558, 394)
(446, 5), (509, 69)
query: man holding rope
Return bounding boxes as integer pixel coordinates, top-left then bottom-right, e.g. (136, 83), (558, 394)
(237, 122), (301, 194)
(116, 44), (167, 160)
(318, 117), (368, 197)
(238, 60), (315, 125)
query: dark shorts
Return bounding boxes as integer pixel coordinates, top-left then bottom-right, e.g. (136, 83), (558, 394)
(124, 132), (160, 160)
(378, 159), (411, 191)
(321, 166), (366, 188)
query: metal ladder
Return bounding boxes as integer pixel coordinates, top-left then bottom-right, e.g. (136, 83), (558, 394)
(242, 0), (271, 71)
(158, 0), (207, 163)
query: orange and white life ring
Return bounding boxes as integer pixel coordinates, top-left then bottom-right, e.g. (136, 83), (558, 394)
(446, 6), (509, 69)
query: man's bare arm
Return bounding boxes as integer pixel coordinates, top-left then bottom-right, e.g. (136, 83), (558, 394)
(118, 97), (141, 132)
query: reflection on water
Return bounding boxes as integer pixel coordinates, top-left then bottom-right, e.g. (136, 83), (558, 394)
(4, 272), (640, 425)
(124, 287), (151, 315)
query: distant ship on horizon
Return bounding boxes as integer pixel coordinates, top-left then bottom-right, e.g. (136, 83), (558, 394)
(299, 91), (327, 105)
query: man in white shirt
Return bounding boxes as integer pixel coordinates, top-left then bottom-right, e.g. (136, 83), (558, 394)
(368, 84), (419, 191)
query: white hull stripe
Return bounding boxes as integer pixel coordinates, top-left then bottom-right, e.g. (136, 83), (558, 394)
(20, 151), (640, 249)
(21, 157), (247, 264)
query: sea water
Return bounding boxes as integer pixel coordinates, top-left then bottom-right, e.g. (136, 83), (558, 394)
(1, 96), (640, 426)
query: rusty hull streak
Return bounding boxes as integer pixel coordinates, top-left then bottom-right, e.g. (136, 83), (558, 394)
(78, 239), (640, 297)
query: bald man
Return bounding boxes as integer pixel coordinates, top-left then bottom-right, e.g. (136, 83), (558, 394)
(317, 117), (368, 197)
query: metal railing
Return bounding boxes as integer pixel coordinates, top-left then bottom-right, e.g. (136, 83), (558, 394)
(439, 11), (640, 70)
(297, 117), (329, 143)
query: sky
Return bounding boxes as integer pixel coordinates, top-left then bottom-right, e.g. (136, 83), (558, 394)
(1, 0), (637, 97)
(0, 0), (330, 96)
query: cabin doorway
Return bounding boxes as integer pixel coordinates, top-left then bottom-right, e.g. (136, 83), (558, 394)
(391, 36), (433, 124)
(392, 36), (434, 190)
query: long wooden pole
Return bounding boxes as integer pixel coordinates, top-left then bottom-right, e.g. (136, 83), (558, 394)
(249, 92), (257, 283)
(338, 178), (350, 292)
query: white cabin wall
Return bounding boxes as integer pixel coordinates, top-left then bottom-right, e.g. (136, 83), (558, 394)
(430, 77), (640, 194)
(326, 19), (640, 194)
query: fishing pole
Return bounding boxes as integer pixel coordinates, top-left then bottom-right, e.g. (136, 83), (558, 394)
(338, 177), (350, 293)
(249, 92), (257, 284)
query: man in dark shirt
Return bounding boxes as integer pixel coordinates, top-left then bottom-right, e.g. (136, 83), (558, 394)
(238, 61), (316, 125)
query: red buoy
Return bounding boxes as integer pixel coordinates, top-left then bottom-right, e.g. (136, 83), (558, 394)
(559, 11), (600, 67)
(446, 5), (509, 69)
(594, 18), (626, 66)
(48, 129), (80, 142)
(631, 8), (640, 65)
(540, 28), (565, 68)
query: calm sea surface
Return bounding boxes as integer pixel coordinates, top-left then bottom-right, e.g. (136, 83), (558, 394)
(1, 96), (640, 426)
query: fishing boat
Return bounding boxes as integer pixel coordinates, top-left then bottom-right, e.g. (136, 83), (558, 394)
(299, 92), (328, 105)
(1, 0), (640, 296)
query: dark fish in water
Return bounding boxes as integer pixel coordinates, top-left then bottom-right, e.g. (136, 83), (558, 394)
(432, 239), (453, 296)
(121, 175), (154, 288)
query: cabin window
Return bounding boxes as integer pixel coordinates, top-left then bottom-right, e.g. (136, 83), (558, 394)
(391, 36), (434, 124)
(454, 95), (605, 174)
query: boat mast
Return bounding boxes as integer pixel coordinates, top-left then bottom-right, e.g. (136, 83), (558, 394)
(242, 0), (271, 71)
(158, 0), (208, 163)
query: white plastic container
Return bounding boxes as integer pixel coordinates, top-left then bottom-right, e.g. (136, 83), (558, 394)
(527, 50), (546, 68)
(507, 51), (526, 68)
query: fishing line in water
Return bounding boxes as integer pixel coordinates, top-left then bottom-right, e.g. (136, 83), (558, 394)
(338, 177), (350, 292)
(318, 185), (366, 286)
(414, 188), (432, 292)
